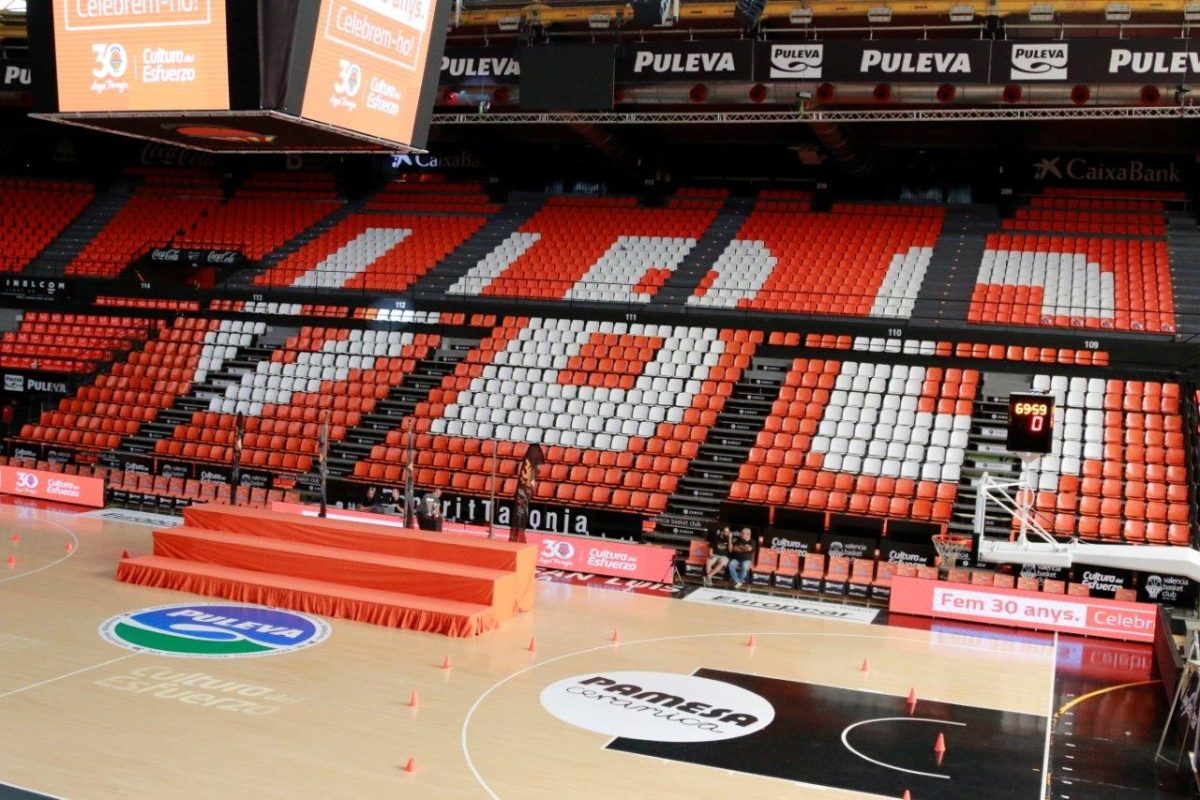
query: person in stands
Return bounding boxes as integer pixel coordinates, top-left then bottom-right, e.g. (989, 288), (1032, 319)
(727, 528), (755, 589)
(418, 487), (443, 531)
(704, 525), (733, 587)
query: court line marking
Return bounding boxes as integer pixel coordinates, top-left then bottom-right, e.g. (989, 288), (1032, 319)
(0, 512), (80, 585)
(0, 653), (137, 702)
(462, 630), (1056, 800)
(1054, 679), (1162, 720)
(840, 717), (966, 780)
(0, 778), (69, 800)
(1041, 631), (1057, 797)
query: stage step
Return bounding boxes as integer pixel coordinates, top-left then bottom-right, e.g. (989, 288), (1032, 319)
(117, 555), (498, 637)
(152, 527), (520, 619)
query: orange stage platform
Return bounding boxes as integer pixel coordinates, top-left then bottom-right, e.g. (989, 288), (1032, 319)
(116, 504), (537, 637)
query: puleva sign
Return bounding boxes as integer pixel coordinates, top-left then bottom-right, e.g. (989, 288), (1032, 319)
(100, 603), (331, 659)
(540, 671), (775, 743)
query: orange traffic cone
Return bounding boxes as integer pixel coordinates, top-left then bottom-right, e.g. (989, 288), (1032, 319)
(610, 628), (620, 644)
(860, 658), (870, 673)
(746, 633), (756, 648)
(407, 690), (419, 708)
(5, 554), (14, 567)
(121, 550), (130, 559)
(440, 655), (452, 670)
(9, 533), (18, 544)
(65, 541), (74, 552)
(902, 791), (912, 800)
(906, 688), (918, 714)
(527, 636), (537, 653)
(934, 732), (946, 765)
(403, 758), (417, 774)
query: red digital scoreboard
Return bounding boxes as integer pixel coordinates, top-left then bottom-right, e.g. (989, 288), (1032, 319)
(1007, 392), (1055, 454)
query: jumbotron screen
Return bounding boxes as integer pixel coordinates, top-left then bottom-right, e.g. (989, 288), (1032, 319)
(51, 0), (230, 112)
(300, 0), (438, 146)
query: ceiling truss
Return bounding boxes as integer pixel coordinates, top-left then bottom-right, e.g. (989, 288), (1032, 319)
(432, 105), (1200, 125)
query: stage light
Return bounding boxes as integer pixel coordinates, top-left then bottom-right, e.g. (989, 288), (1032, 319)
(948, 4), (975, 21)
(1028, 3), (1054, 21)
(789, 7), (813, 24)
(1104, 2), (1131, 21)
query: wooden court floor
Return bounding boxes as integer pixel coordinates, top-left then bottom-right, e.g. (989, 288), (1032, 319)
(0, 502), (1059, 799)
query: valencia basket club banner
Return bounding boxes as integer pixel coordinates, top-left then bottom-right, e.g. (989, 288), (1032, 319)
(511, 443), (545, 544)
(0, 464), (104, 508)
(524, 531), (675, 583)
(889, 575), (1157, 642)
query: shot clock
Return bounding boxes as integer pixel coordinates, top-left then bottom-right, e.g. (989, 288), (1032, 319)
(1006, 392), (1055, 454)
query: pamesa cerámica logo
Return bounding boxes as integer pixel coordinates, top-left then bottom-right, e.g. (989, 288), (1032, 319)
(100, 603), (330, 659)
(540, 671), (775, 743)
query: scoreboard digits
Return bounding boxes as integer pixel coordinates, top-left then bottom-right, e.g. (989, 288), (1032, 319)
(1007, 392), (1055, 454)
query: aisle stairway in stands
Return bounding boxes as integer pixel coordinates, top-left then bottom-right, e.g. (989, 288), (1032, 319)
(652, 196), (756, 306)
(909, 204), (995, 325)
(327, 333), (485, 475)
(120, 326), (286, 454)
(407, 193), (545, 296)
(650, 354), (790, 547)
(1166, 211), (1200, 336)
(25, 184), (134, 276)
(948, 371), (1032, 543)
(230, 199), (369, 287)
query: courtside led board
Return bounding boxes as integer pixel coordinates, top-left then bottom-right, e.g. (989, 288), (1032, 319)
(300, 0), (441, 147)
(51, 0), (230, 112)
(1007, 392), (1055, 454)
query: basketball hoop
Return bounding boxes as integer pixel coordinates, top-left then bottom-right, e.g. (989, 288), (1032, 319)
(931, 533), (973, 577)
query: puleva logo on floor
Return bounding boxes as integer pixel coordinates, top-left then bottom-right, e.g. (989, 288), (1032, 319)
(540, 670), (775, 743)
(99, 603), (330, 659)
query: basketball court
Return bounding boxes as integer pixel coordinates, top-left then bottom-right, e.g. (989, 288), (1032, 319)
(0, 498), (1100, 799)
